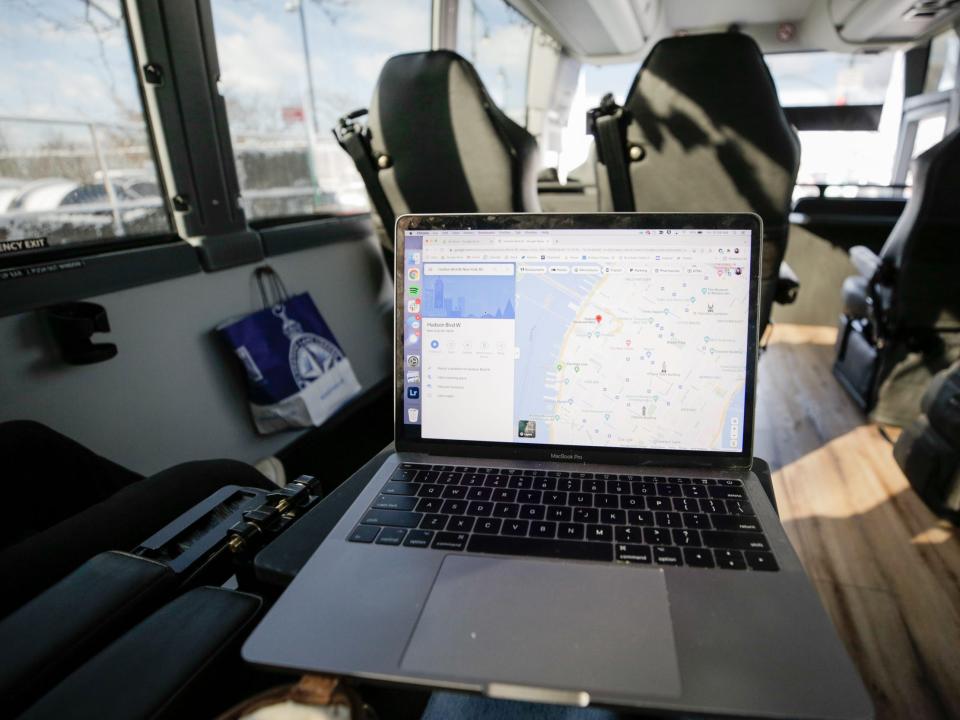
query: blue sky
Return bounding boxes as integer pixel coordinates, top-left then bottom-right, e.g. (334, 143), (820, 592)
(1, 0), (895, 133)
(583, 63), (639, 106)
(211, 0), (532, 132)
(0, 0), (538, 136)
(0, 0), (902, 187)
(211, 0), (433, 133)
(456, 0), (533, 122)
(1, 1), (141, 125)
(0, 0), (435, 135)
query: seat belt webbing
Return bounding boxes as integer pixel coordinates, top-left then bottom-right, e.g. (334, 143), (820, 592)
(595, 113), (635, 212)
(588, 94), (635, 212)
(334, 110), (396, 255)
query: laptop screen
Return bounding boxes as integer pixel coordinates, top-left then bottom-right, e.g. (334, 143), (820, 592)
(399, 223), (754, 455)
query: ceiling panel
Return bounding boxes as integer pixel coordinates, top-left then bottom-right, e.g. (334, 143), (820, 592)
(665, 0), (815, 30)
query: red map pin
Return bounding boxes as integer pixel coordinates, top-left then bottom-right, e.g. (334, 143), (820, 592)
(595, 314), (602, 323)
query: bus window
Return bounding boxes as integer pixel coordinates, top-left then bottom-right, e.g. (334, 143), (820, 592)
(911, 114), (948, 159)
(455, 0), (535, 127)
(0, 1), (170, 249)
(583, 63), (637, 107)
(542, 62), (635, 181)
(895, 28), (958, 186)
(765, 50), (901, 197)
(210, 0), (432, 221)
(924, 28), (959, 93)
(901, 109), (948, 186)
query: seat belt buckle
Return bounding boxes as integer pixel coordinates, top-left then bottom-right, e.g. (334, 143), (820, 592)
(333, 108), (369, 145)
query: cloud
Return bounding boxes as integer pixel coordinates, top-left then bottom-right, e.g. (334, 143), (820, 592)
(351, 53), (388, 87)
(0, 57), (124, 124)
(0, 2), (143, 124)
(215, 11), (312, 98)
(473, 23), (531, 72)
(336, 0), (430, 47)
(468, 23), (532, 112)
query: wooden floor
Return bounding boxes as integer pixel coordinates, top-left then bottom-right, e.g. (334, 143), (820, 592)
(755, 324), (960, 720)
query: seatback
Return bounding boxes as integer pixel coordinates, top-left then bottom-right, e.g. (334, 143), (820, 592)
(366, 50), (541, 220)
(604, 33), (800, 332)
(881, 127), (960, 331)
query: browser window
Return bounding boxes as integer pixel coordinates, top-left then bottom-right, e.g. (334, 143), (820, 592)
(402, 228), (751, 452)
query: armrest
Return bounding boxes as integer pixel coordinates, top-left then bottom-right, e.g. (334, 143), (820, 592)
(256, 445), (395, 587)
(21, 587), (262, 720)
(0, 551), (174, 715)
(849, 245), (881, 279)
(775, 261), (800, 305)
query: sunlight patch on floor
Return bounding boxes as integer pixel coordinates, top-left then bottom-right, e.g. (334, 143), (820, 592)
(773, 426), (913, 521)
(756, 323), (960, 719)
(910, 524), (956, 546)
(766, 322), (838, 346)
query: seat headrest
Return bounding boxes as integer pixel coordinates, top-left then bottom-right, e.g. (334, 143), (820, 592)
(628, 32), (799, 172)
(368, 50), (540, 215)
(623, 33), (800, 225)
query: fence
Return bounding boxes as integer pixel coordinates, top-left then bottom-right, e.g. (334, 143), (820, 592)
(0, 115), (367, 246)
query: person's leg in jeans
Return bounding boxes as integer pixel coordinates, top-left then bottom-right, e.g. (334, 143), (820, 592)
(0, 421), (275, 617)
(422, 693), (619, 720)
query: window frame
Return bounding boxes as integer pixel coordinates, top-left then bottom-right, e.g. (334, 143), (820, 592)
(2, 0), (408, 316)
(892, 28), (960, 186)
(892, 93), (955, 185)
(0, 240), (201, 318)
(922, 26), (960, 95)
(0, 1), (199, 315)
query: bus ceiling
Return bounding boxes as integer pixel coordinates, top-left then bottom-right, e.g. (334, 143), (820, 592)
(507, 0), (960, 62)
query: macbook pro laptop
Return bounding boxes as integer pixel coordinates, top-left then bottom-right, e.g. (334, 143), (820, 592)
(244, 213), (872, 719)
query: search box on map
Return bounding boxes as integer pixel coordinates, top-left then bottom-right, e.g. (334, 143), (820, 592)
(423, 263), (514, 276)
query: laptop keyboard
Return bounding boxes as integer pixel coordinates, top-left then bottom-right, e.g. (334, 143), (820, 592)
(347, 463), (778, 571)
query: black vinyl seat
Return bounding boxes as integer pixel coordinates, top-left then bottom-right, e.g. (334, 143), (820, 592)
(339, 50), (540, 240)
(834, 127), (960, 424)
(595, 33), (801, 335)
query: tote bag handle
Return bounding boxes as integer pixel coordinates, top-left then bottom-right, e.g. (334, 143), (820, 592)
(254, 266), (290, 308)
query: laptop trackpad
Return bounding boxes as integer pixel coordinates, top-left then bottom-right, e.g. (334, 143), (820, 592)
(401, 555), (682, 698)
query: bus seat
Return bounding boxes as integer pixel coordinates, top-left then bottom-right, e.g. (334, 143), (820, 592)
(341, 50), (541, 237)
(834, 127), (960, 425)
(19, 587), (262, 720)
(594, 33), (801, 335)
(0, 551), (174, 715)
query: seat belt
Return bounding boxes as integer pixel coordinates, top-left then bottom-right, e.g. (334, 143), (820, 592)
(334, 109), (396, 259)
(587, 93), (635, 212)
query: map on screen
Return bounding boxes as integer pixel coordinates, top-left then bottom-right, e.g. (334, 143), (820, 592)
(401, 228), (751, 453)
